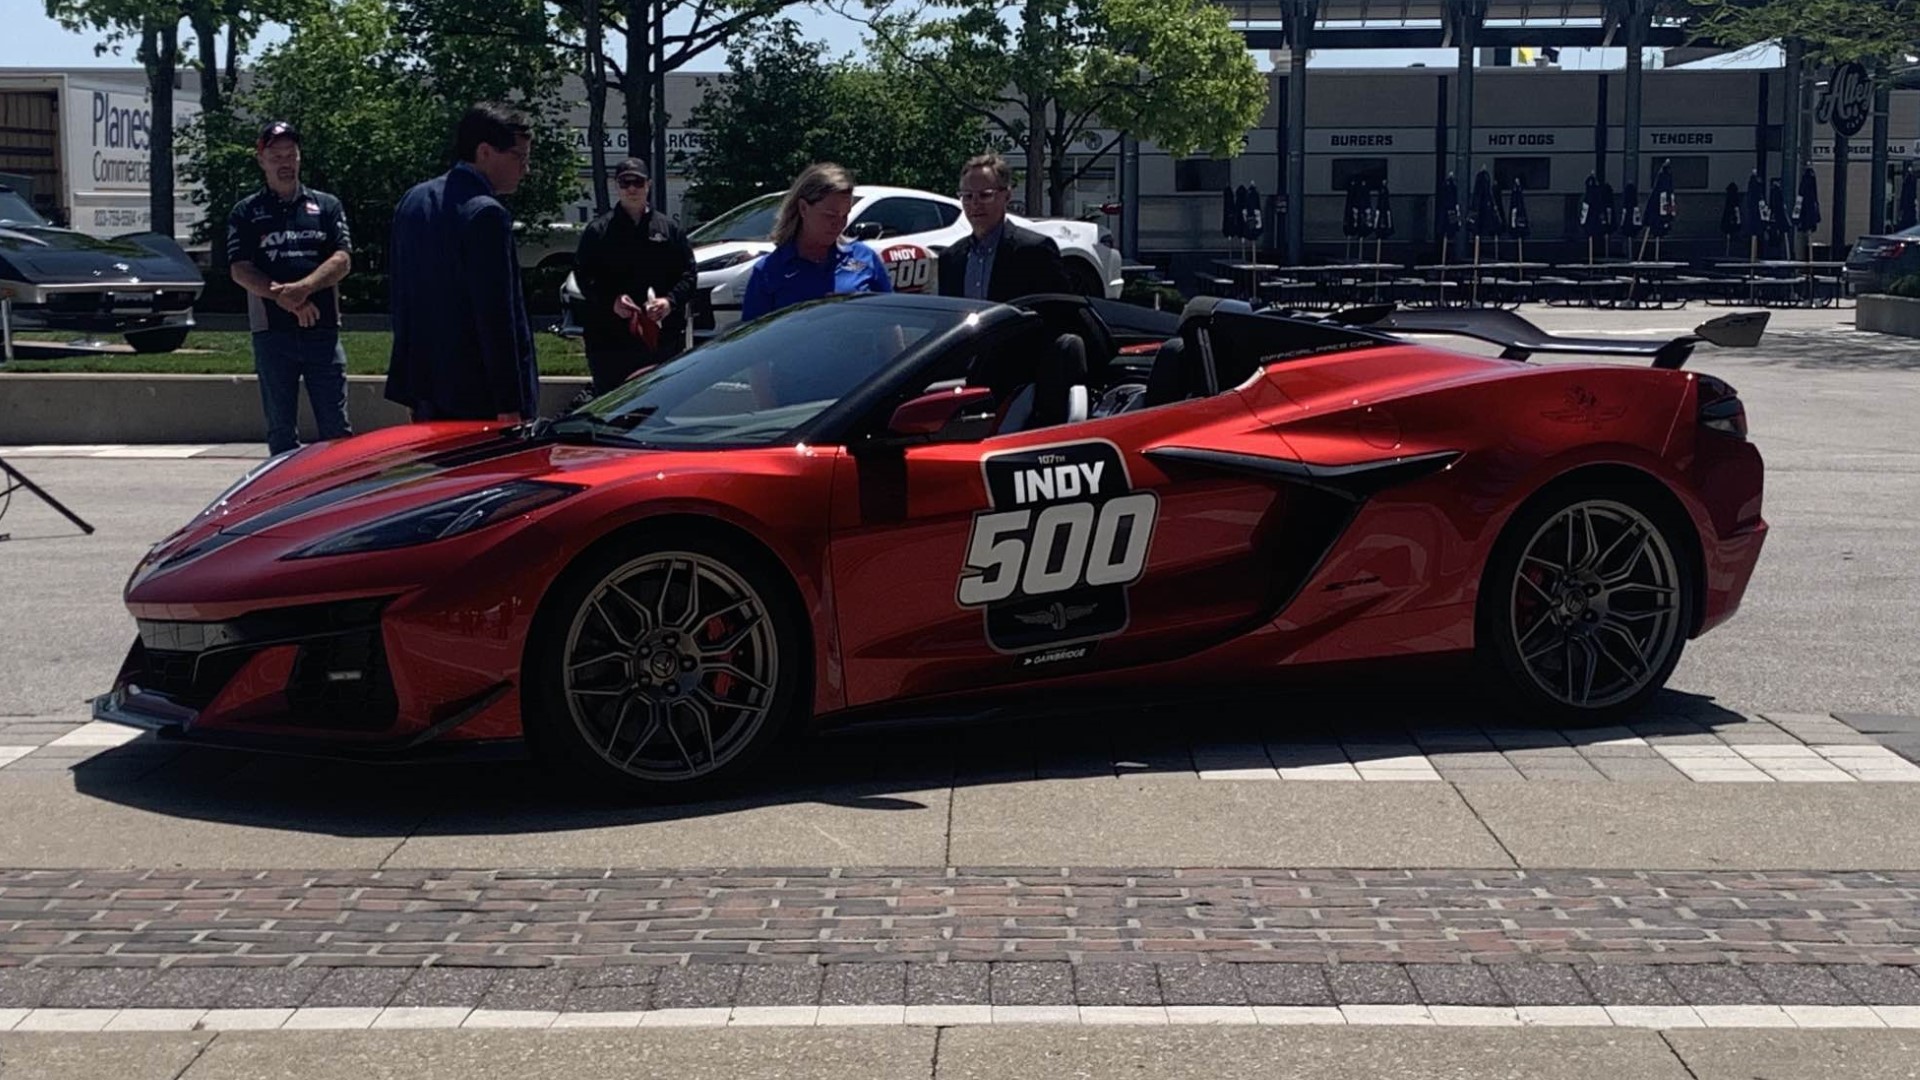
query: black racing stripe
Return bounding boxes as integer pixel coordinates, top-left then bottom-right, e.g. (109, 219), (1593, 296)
(221, 434), (535, 537)
(1143, 446), (1461, 502)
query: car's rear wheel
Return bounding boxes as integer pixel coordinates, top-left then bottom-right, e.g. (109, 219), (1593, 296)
(525, 529), (806, 801)
(125, 326), (189, 353)
(1476, 482), (1696, 725)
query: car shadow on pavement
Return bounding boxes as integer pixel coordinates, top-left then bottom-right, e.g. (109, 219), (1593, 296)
(63, 669), (1761, 836)
(1755, 324), (1920, 371)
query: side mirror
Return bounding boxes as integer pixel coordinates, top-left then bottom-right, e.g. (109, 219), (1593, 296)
(848, 221), (885, 241)
(853, 385), (996, 456)
(887, 385), (994, 436)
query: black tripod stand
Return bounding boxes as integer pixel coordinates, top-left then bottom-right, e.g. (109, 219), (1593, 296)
(0, 458), (95, 542)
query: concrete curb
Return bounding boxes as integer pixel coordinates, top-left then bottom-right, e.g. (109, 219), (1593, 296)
(0, 373), (591, 444)
(1857, 293), (1920, 338)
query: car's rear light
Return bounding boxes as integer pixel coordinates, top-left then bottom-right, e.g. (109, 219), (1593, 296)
(1696, 373), (1747, 439)
(1877, 241), (1909, 260)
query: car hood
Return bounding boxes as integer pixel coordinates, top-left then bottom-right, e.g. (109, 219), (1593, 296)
(211, 431), (671, 538)
(694, 240), (772, 276)
(0, 224), (196, 283)
(130, 427), (779, 589)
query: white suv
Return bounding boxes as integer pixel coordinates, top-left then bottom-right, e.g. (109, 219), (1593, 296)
(557, 185), (1123, 341)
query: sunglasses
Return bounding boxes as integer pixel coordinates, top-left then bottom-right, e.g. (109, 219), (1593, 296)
(617, 177), (649, 189)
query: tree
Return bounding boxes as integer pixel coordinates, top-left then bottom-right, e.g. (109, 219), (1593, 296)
(48, 0), (310, 248)
(46, 1), (186, 237)
(838, 0), (1265, 215)
(178, 0), (576, 277)
(391, 1), (804, 215)
(1684, 0), (1920, 66)
(680, 18), (991, 218)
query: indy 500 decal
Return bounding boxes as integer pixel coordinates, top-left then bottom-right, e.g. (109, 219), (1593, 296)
(956, 440), (1158, 656)
(878, 242), (933, 293)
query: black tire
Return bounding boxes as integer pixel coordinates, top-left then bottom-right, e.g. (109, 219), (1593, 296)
(1475, 480), (1697, 726)
(1066, 258), (1105, 297)
(523, 527), (808, 802)
(124, 326), (189, 354)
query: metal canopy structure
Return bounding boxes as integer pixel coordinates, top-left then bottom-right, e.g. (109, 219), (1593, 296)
(1227, 0), (1695, 49)
(1222, 0), (1709, 262)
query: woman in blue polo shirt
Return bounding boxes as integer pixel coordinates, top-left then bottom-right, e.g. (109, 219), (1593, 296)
(740, 162), (892, 321)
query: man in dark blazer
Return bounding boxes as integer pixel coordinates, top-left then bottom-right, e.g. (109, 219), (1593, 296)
(385, 102), (539, 423)
(938, 152), (1074, 302)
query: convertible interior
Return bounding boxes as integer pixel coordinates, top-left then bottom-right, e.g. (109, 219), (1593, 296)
(956, 294), (1392, 437)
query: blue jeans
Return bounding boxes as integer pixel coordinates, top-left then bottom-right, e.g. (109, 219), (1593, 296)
(251, 328), (351, 455)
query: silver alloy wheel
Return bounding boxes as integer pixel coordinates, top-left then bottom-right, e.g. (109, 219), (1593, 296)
(561, 551), (779, 781)
(1508, 499), (1684, 710)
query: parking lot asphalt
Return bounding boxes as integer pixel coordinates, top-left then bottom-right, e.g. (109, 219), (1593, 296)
(3, 303), (1919, 1071)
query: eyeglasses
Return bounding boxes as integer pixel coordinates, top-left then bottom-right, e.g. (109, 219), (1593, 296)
(616, 178), (648, 189)
(957, 187), (1005, 202)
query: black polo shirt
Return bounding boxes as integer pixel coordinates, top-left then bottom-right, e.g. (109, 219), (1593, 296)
(226, 185), (351, 332)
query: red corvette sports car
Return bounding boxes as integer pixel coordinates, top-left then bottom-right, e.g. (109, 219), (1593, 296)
(95, 292), (1769, 798)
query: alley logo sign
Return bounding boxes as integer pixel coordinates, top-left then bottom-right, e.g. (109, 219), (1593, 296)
(1818, 62), (1871, 138)
(957, 440), (1157, 655)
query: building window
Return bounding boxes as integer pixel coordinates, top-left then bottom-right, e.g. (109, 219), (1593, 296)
(1175, 157), (1231, 192)
(1331, 158), (1388, 191)
(1664, 156), (1711, 190)
(1493, 157), (1552, 192)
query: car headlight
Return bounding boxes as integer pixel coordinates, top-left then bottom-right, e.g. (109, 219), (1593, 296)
(282, 481), (581, 559)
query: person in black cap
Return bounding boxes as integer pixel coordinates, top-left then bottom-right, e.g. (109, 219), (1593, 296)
(225, 119), (354, 455)
(570, 157), (696, 394)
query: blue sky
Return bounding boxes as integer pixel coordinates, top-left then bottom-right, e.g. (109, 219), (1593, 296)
(6, 3), (1775, 75)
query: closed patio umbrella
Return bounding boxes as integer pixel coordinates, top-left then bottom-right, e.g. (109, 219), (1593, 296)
(1617, 181), (1641, 262)
(1469, 168), (1501, 301)
(1370, 180), (1394, 264)
(1793, 166), (1822, 249)
(1718, 182), (1742, 255)
(1639, 160), (1676, 260)
(1767, 177), (1791, 258)
(1581, 174), (1611, 262)
(1437, 172), (1462, 267)
(1503, 177), (1529, 266)
(1743, 170), (1769, 263)
(1898, 169), (1917, 231)
(1343, 177), (1369, 258)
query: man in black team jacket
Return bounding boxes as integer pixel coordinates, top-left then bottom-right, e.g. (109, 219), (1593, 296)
(227, 120), (353, 455)
(937, 152), (1073, 303)
(572, 158), (697, 394)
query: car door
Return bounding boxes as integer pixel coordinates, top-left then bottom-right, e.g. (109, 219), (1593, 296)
(826, 333), (1295, 708)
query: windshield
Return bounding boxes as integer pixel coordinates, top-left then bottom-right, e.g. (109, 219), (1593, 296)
(553, 297), (968, 448)
(687, 193), (783, 244)
(0, 189), (47, 226)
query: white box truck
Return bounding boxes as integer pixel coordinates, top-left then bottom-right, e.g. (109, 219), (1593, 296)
(0, 70), (204, 249)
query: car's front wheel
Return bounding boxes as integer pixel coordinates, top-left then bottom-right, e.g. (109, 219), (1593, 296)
(125, 326), (189, 353)
(525, 529), (806, 801)
(1476, 482), (1697, 725)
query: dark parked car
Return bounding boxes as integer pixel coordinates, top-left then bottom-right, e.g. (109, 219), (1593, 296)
(0, 184), (202, 355)
(1844, 224), (1920, 295)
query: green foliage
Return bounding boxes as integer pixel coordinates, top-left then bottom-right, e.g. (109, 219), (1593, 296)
(176, 0), (575, 273)
(1684, 0), (1920, 67)
(852, 0), (1265, 214)
(681, 18), (990, 220)
(1888, 273), (1920, 299)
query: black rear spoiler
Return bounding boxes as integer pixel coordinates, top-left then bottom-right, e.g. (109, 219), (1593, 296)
(1331, 306), (1769, 371)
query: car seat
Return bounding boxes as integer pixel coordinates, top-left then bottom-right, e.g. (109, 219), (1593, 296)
(995, 333), (1090, 434)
